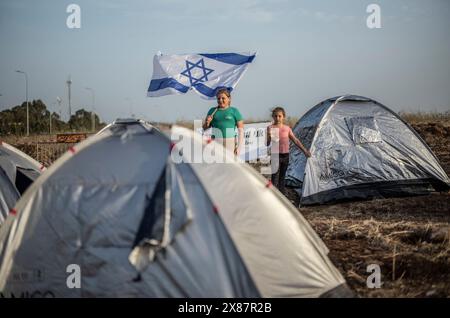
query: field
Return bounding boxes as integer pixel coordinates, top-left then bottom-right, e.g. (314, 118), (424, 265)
(285, 119), (450, 297)
(2, 115), (449, 297)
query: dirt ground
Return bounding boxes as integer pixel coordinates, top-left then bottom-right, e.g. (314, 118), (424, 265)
(257, 121), (450, 298)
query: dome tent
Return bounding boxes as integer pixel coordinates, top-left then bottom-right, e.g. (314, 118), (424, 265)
(285, 95), (450, 205)
(0, 141), (43, 226)
(0, 119), (351, 297)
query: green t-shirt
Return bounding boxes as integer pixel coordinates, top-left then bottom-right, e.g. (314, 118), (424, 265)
(207, 106), (243, 138)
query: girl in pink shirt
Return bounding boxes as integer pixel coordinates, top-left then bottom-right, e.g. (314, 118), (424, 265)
(267, 107), (311, 194)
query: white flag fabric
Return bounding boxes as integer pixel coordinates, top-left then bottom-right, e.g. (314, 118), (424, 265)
(196, 121), (271, 162)
(240, 121), (271, 162)
(147, 52), (256, 99)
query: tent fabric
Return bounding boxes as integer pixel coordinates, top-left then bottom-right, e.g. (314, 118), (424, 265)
(0, 119), (349, 297)
(285, 95), (450, 205)
(0, 142), (43, 226)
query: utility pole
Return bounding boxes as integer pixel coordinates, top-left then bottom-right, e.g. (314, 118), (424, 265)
(85, 87), (96, 132)
(15, 70), (29, 136)
(66, 76), (72, 121)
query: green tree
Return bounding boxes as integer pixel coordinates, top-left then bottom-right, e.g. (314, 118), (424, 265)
(0, 100), (105, 135)
(68, 108), (101, 132)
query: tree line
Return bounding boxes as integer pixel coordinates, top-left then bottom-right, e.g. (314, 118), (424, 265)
(0, 100), (105, 135)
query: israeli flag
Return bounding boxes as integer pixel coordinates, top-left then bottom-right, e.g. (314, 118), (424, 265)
(147, 52), (256, 99)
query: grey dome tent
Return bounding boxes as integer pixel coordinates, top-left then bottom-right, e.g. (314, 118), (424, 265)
(285, 95), (450, 205)
(0, 119), (351, 297)
(0, 141), (43, 226)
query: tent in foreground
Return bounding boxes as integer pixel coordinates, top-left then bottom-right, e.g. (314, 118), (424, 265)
(0, 141), (43, 226)
(0, 119), (351, 297)
(286, 95), (450, 205)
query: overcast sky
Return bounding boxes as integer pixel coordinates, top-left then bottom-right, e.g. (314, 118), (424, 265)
(0, 0), (449, 123)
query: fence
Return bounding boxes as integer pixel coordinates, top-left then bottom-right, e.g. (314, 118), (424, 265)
(12, 142), (75, 167)
(36, 142), (77, 167)
(2, 133), (92, 166)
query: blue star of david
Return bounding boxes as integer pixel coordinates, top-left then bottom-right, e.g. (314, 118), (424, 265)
(180, 58), (214, 86)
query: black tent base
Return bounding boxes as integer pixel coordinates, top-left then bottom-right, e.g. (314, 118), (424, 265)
(299, 178), (450, 206)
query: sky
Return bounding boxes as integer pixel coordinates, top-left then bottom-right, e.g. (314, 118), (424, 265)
(0, 0), (449, 124)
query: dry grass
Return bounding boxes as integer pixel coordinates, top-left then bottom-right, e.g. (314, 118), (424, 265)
(174, 120), (194, 130)
(297, 194), (450, 297)
(400, 111), (450, 124)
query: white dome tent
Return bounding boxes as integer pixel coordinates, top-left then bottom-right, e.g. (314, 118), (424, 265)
(0, 141), (43, 226)
(0, 119), (351, 297)
(286, 95), (450, 205)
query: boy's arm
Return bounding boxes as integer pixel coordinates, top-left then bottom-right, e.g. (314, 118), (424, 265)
(289, 129), (311, 157)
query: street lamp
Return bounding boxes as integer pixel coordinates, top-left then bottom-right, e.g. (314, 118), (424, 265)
(49, 102), (56, 135)
(49, 111), (52, 135)
(15, 70), (29, 136)
(85, 87), (95, 132)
